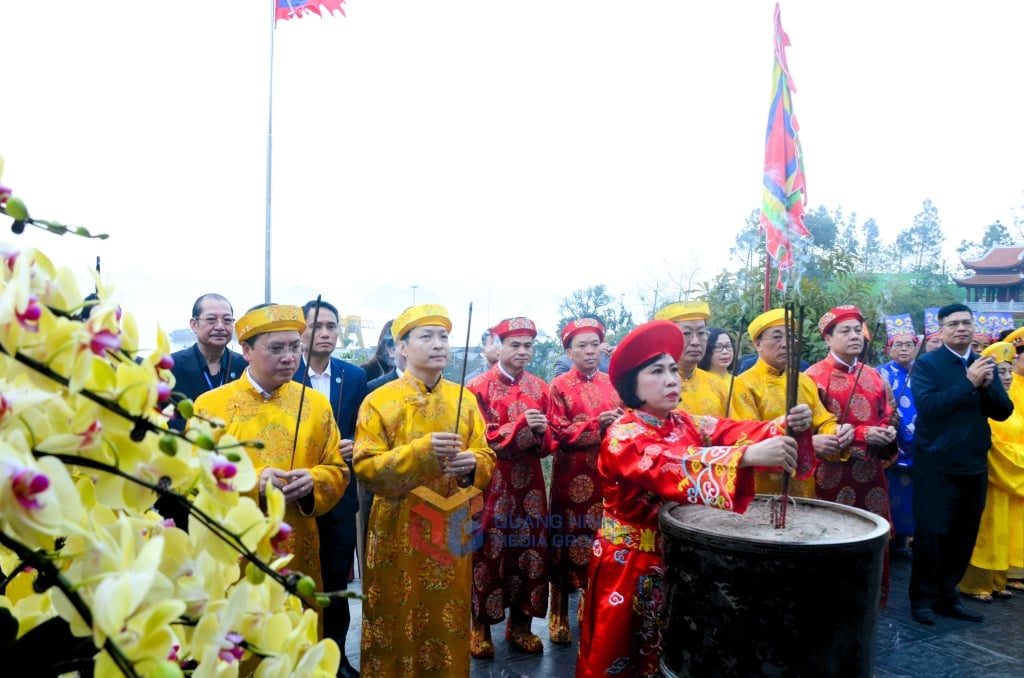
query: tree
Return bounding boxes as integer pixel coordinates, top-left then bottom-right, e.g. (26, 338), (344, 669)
(633, 256), (709, 324)
(558, 284), (635, 343)
(527, 335), (561, 381)
(803, 205), (837, 254)
(730, 209), (763, 271)
(837, 209), (860, 261)
(860, 217), (887, 273)
(884, 274), (960, 320)
(896, 199), (944, 273)
(957, 220), (1015, 261)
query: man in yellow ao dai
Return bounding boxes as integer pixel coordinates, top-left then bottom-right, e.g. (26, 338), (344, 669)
(655, 301), (729, 416)
(193, 304), (347, 605)
(354, 304), (496, 677)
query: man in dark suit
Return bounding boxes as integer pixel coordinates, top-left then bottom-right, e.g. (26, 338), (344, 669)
(168, 293), (247, 430)
(296, 299), (368, 678)
(159, 294), (247, 530)
(909, 303), (1013, 625)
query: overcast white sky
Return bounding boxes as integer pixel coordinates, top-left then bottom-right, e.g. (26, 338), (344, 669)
(2, 1), (1022, 351)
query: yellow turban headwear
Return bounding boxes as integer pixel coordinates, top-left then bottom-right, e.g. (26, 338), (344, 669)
(1004, 326), (1024, 348)
(748, 308), (787, 341)
(654, 301), (711, 323)
(982, 341), (1015, 364)
(235, 304), (306, 343)
(392, 304), (452, 341)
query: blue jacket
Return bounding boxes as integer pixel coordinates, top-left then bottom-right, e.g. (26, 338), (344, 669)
(911, 347), (1013, 474)
(877, 360), (917, 466)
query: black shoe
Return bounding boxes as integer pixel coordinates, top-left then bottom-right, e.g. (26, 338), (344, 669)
(911, 607), (936, 625)
(934, 602), (984, 622)
(337, 655), (359, 678)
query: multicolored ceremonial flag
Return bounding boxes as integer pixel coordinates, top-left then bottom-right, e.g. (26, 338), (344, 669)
(987, 311), (1014, 339)
(275, 0), (346, 24)
(760, 2), (809, 293)
(923, 308), (940, 338)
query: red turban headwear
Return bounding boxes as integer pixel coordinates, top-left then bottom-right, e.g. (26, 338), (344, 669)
(817, 305), (864, 338)
(492, 317), (537, 340)
(560, 317), (605, 349)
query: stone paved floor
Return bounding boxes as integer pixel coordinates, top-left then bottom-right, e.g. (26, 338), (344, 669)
(341, 553), (1024, 676)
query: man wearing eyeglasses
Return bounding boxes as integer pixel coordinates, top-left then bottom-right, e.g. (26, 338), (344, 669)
(654, 300), (728, 416)
(168, 293), (247, 430)
(909, 303), (1013, 625)
(193, 303), (348, 639)
(877, 316), (921, 561)
(729, 308), (851, 499)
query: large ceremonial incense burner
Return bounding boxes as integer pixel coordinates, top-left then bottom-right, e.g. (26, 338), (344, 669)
(658, 496), (889, 678)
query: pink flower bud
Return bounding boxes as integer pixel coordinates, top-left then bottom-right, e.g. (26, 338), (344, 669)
(156, 382), (172, 403)
(11, 468), (49, 510)
(218, 632), (246, 663)
(16, 296), (42, 331)
(212, 458), (238, 491)
(271, 522), (293, 552)
(157, 354), (174, 370)
(89, 329), (121, 356)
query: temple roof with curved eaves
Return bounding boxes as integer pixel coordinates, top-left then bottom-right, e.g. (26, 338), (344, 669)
(953, 272), (1024, 287)
(960, 246), (1024, 271)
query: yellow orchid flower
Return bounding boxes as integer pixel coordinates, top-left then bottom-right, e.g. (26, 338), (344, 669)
(191, 493), (268, 564)
(189, 582), (261, 676)
(253, 612), (340, 678)
(89, 532), (166, 638)
(0, 448), (84, 549)
(0, 248), (39, 352)
(93, 596), (186, 678)
(45, 262), (84, 314)
(3, 589), (59, 639)
(195, 440), (257, 505)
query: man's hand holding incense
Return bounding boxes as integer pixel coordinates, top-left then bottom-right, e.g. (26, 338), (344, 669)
(785, 404), (812, 433)
(865, 426), (897, 447)
(431, 432), (463, 469)
(338, 438), (354, 464)
(446, 451), (477, 480)
(836, 423), (855, 448)
(599, 408), (625, 430)
(260, 467), (314, 504)
(525, 409), (548, 435)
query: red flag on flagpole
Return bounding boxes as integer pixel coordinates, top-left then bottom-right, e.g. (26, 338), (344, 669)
(275, 0), (346, 24)
(760, 3), (809, 302)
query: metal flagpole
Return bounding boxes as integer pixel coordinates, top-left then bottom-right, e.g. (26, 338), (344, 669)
(264, 0), (276, 303)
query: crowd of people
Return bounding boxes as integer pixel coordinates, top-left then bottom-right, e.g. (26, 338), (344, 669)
(164, 293), (1024, 677)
